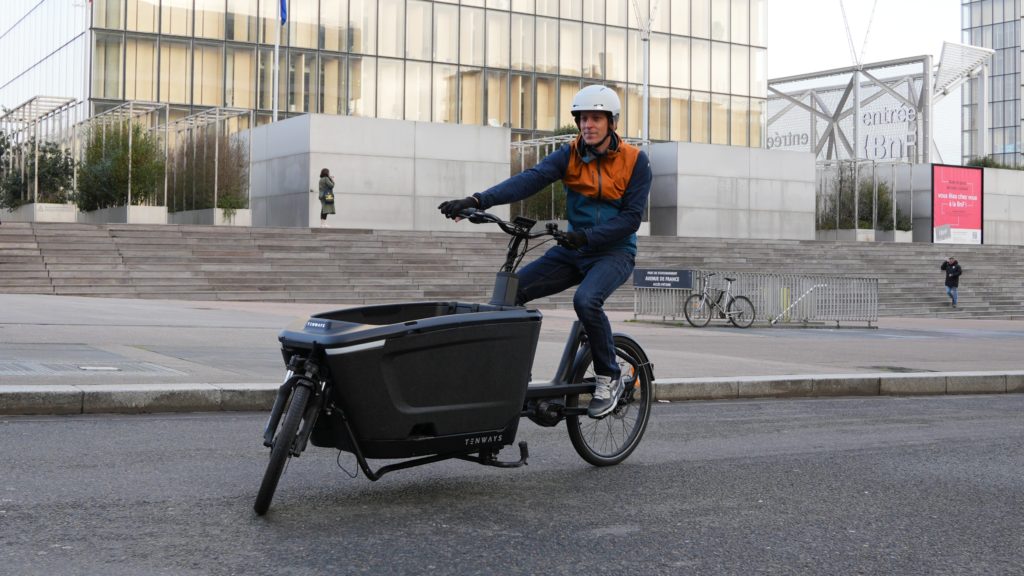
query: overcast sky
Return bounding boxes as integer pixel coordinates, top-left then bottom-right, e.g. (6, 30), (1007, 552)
(767, 0), (963, 78)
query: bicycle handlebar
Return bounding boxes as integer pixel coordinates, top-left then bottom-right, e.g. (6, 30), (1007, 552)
(457, 208), (564, 242)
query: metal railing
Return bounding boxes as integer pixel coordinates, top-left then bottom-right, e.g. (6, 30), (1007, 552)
(634, 269), (878, 327)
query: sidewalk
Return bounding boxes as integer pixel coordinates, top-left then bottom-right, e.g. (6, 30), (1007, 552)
(1, 294), (1022, 414)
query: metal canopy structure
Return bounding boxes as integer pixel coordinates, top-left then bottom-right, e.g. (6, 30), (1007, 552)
(767, 43), (994, 165)
(160, 107), (253, 215)
(0, 96), (77, 129)
(0, 96), (80, 205)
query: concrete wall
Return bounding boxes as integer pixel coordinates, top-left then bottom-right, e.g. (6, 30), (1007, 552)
(249, 115), (511, 230)
(648, 142), (816, 239)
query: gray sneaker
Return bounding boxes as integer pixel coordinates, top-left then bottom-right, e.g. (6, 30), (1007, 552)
(588, 374), (626, 418)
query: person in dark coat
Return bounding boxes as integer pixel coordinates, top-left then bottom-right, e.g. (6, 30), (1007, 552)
(941, 256), (962, 308)
(318, 168), (335, 228)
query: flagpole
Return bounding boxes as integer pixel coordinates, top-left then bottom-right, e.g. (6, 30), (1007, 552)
(272, 19), (280, 122)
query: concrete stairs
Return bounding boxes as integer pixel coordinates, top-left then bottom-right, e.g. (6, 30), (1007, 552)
(1, 222), (1022, 319)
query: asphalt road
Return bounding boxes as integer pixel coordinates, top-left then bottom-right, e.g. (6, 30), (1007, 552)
(2, 395), (1022, 575)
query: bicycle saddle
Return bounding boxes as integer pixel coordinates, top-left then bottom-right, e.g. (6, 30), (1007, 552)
(725, 277), (736, 282)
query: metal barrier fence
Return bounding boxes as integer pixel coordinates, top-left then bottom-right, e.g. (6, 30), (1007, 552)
(633, 269), (879, 327)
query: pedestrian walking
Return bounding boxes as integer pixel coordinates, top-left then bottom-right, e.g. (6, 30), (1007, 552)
(318, 168), (335, 228)
(941, 256), (962, 308)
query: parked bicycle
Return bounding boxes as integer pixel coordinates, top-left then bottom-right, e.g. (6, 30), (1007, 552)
(254, 209), (654, 515)
(683, 272), (756, 328)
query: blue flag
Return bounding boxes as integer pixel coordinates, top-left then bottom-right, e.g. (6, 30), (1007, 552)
(279, 0), (287, 24)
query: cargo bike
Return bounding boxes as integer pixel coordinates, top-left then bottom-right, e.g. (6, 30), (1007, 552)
(254, 209), (654, 515)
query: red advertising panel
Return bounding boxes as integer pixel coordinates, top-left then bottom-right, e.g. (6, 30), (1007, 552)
(932, 164), (983, 244)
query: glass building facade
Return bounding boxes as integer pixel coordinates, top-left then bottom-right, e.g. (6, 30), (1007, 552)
(3, 0), (767, 146)
(962, 0), (1023, 166)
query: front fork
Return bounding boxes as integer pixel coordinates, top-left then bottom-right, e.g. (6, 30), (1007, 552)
(263, 355), (326, 456)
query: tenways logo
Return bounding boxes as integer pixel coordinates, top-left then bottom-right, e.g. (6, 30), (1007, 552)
(465, 433), (504, 446)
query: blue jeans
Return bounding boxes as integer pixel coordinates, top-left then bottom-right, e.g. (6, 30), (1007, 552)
(515, 246), (635, 378)
(946, 285), (958, 305)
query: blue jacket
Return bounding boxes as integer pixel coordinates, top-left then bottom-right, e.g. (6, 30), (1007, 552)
(475, 134), (652, 256)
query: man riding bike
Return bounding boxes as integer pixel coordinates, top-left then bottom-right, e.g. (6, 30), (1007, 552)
(439, 84), (652, 418)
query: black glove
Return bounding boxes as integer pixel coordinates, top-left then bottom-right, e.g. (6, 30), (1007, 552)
(438, 196), (479, 219)
(557, 230), (588, 250)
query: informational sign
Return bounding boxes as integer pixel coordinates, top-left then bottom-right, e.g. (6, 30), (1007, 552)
(632, 269), (692, 289)
(932, 164), (983, 245)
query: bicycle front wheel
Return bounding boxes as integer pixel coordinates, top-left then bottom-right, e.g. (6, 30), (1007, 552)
(727, 296), (756, 328)
(684, 293), (712, 327)
(254, 383), (311, 516)
(566, 336), (653, 466)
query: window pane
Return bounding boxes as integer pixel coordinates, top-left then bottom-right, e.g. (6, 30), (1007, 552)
(406, 1), (431, 60)
(671, 89), (690, 142)
(257, 47), (284, 110)
(377, 58), (404, 119)
(195, 43), (225, 106)
(433, 64), (458, 123)
(487, 10), (510, 68)
(750, 98), (764, 147)
(537, 0), (557, 17)
(461, 67), (484, 124)
(606, 0), (627, 26)
(536, 76), (557, 130)
(512, 0), (535, 14)
(162, 0), (192, 36)
(536, 17), (558, 74)
(691, 39), (710, 92)
(259, 0), (287, 45)
(626, 83), (641, 138)
(379, 0), (404, 58)
(561, 0), (583, 19)
(672, 0), (690, 35)
(511, 73), (534, 129)
(488, 0), (511, 8)
(731, 44), (748, 96)
(351, 0), (377, 55)
(711, 41), (729, 93)
(434, 4), (458, 63)
(486, 70), (510, 127)
(227, 46), (257, 108)
(692, 0), (709, 38)
(287, 51), (314, 113)
(606, 26), (626, 82)
(731, 0), (748, 44)
(558, 78), (580, 129)
(320, 54), (347, 114)
(511, 14), (534, 71)
(584, 0), (605, 23)
(559, 20), (581, 77)
(711, 0), (728, 41)
(125, 36), (157, 100)
(127, 0), (159, 33)
(161, 40), (192, 104)
(582, 24), (605, 79)
(405, 60), (430, 121)
(750, 0), (765, 46)
(691, 90), (710, 143)
(227, 0), (258, 42)
(730, 96), (748, 145)
(94, 0), (124, 29)
(651, 33), (670, 86)
(627, 29), (641, 84)
(349, 56), (376, 116)
(711, 93), (728, 144)
(650, 87), (670, 140)
(750, 47), (766, 97)
(461, 8), (485, 66)
(195, 0), (226, 39)
(671, 36), (690, 89)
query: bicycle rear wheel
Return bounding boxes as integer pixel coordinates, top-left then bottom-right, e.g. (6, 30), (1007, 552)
(727, 296), (756, 328)
(566, 336), (652, 466)
(684, 293), (712, 327)
(254, 383), (311, 515)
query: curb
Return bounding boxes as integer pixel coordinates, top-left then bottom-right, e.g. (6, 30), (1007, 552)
(2, 371), (1023, 416)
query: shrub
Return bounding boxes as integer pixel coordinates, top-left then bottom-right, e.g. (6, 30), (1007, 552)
(77, 123), (165, 211)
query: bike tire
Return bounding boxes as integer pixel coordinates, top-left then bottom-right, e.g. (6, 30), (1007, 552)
(254, 383), (311, 516)
(727, 295), (756, 328)
(566, 336), (653, 466)
(684, 293), (712, 327)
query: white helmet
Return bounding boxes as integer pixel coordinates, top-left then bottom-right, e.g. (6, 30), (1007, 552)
(571, 85), (621, 125)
